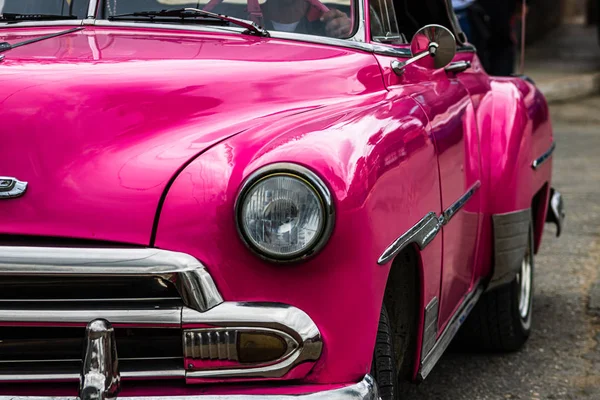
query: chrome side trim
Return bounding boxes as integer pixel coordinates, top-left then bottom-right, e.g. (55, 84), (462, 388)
(0, 306), (182, 327)
(532, 141), (556, 170)
(0, 375), (378, 400)
(488, 209), (531, 290)
(0, 177), (28, 199)
(183, 302), (322, 380)
(377, 212), (440, 265)
(439, 181), (481, 225)
(378, 182), (481, 265)
(418, 283), (484, 381)
(420, 297), (439, 358)
(80, 320), (121, 400)
(0, 247), (223, 312)
(546, 188), (565, 237)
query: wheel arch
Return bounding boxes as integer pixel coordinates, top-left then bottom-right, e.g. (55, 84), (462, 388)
(531, 182), (551, 254)
(381, 244), (423, 382)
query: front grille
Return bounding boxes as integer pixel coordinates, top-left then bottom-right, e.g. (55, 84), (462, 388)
(0, 326), (182, 361)
(0, 276), (181, 302)
(0, 246), (224, 383)
(0, 279), (185, 382)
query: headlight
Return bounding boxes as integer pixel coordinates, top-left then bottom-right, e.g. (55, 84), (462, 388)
(236, 163), (334, 262)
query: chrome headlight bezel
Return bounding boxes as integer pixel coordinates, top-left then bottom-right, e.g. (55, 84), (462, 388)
(235, 163), (335, 263)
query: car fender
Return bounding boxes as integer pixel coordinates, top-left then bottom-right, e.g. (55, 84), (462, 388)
(154, 93), (443, 384)
(477, 77), (554, 282)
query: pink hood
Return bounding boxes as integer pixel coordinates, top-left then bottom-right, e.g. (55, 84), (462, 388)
(0, 26), (380, 244)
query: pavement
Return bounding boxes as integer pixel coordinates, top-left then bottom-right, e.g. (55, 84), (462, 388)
(524, 24), (600, 103)
(400, 96), (600, 399)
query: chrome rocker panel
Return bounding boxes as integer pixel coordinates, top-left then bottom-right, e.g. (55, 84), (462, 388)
(418, 283), (484, 381)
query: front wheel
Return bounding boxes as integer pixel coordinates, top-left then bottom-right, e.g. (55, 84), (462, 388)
(456, 226), (534, 351)
(371, 305), (399, 400)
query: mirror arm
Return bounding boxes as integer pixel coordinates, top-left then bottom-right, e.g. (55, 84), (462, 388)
(391, 42), (439, 76)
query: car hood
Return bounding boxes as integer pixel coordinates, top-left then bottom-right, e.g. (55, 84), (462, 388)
(0, 26), (379, 245)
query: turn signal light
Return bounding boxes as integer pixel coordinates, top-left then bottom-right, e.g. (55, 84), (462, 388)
(183, 328), (298, 370)
(237, 331), (287, 363)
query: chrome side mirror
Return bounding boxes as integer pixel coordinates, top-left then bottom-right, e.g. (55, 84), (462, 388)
(391, 24), (457, 76)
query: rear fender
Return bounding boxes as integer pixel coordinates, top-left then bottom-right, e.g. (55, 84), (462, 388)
(479, 77), (554, 285)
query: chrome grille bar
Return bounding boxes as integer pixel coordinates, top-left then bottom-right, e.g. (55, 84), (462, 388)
(0, 359), (185, 382)
(0, 247), (223, 312)
(0, 306), (181, 327)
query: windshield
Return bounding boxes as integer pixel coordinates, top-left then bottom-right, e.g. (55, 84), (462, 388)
(0, 0), (90, 18)
(102, 0), (355, 39)
(0, 0), (356, 39)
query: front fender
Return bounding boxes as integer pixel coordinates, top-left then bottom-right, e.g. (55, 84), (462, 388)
(153, 94), (442, 385)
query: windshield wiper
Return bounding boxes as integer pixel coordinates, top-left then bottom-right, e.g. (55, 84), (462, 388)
(108, 7), (269, 37)
(0, 13), (78, 22)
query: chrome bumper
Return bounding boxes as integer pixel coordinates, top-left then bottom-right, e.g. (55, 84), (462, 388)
(546, 188), (565, 237)
(0, 375), (378, 400)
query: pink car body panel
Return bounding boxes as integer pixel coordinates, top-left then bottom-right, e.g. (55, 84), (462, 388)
(0, 8), (556, 396)
(0, 26), (382, 244)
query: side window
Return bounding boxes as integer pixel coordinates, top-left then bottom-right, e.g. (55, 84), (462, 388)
(369, 0), (405, 44)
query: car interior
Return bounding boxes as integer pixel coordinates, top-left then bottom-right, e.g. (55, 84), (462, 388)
(0, 0), (89, 18)
(394, 0), (459, 41)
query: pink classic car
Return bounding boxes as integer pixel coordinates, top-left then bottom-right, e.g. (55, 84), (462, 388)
(0, 0), (564, 399)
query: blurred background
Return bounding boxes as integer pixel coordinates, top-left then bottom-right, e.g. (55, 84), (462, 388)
(523, 0), (600, 102)
(404, 2), (600, 399)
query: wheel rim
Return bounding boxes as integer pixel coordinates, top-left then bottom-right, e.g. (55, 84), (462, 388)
(516, 245), (533, 319)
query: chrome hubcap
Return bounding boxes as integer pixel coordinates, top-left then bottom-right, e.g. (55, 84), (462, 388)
(516, 246), (532, 319)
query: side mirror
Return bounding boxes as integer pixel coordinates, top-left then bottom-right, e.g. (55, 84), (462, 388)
(391, 24), (457, 76)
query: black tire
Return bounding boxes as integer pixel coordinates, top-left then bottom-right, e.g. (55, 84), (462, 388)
(455, 226), (534, 352)
(371, 305), (399, 400)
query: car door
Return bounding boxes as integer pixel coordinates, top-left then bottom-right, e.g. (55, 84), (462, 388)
(369, 3), (483, 330)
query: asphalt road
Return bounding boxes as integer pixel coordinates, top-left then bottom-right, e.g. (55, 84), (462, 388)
(401, 97), (600, 399)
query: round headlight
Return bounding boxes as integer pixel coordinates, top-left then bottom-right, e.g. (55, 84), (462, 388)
(236, 164), (334, 261)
